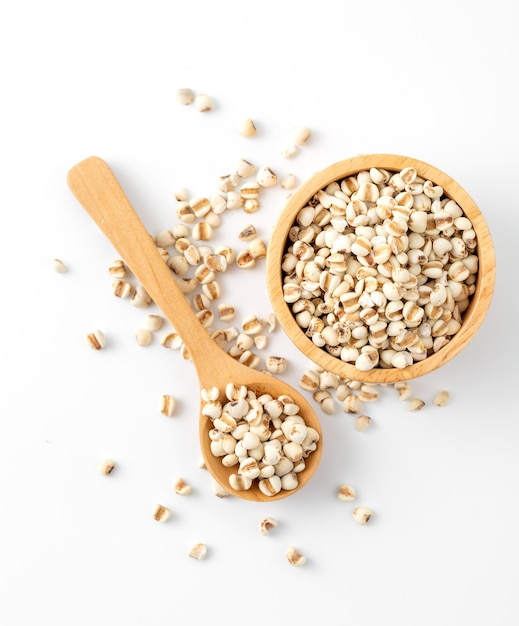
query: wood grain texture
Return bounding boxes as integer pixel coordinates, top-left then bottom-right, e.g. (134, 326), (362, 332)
(67, 156), (322, 502)
(267, 154), (496, 384)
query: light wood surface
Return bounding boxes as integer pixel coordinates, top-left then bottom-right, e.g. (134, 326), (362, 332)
(267, 154), (496, 384)
(67, 156), (322, 502)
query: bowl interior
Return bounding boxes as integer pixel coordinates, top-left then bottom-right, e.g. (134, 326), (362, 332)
(266, 154), (496, 384)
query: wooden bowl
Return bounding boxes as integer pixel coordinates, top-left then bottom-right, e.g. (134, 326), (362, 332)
(267, 154), (496, 383)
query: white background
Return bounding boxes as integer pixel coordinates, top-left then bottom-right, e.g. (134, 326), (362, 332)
(1, 1), (517, 624)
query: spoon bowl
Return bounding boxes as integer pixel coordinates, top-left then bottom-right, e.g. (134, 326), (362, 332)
(67, 156), (322, 501)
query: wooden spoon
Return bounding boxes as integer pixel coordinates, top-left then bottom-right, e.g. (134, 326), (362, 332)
(67, 156), (322, 502)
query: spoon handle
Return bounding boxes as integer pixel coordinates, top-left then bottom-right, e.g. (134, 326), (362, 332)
(67, 156), (218, 365)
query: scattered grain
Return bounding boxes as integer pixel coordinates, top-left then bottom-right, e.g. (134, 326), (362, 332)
(259, 517), (278, 535)
(433, 390), (450, 406)
(356, 414), (372, 431)
(160, 394), (177, 416)
(135, 328), (153, 346)
(195, 93), (213, 112)
(256, 166), (278, 188)
(338, 484), (356, 501)
(152, 504), (171, 522)
(143, 314), (164, 331)
(188, 543), (208, 560)
(238, 118), (257, 137)
(99, 459), (116, 475)
(407, 398), (425, 411)
(86, 330), (106, 350)
(52, 259), (68, 273)
(173, 477), (192, 495)
(353, 506), (372, 525)
(176, 88), (194, 105)
(108, 259), (126, 278)
(286, 546), (307, 566)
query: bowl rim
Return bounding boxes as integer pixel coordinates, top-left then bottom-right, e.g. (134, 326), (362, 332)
(266, 153), (496, 383)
